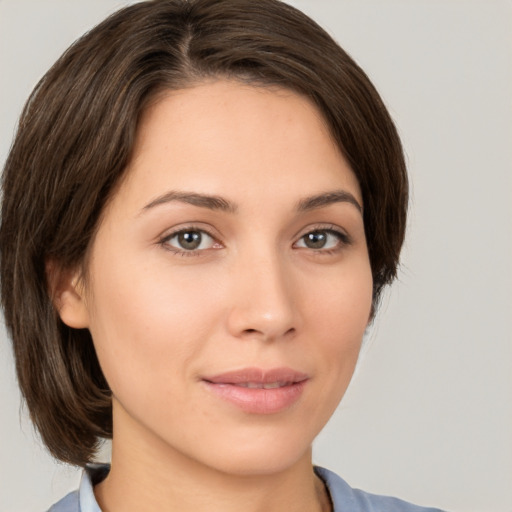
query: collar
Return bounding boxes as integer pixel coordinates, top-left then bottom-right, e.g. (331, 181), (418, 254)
(78, 464), (109, 512)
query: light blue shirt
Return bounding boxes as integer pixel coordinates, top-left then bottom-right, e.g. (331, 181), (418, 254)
(47, 464), (447, 512)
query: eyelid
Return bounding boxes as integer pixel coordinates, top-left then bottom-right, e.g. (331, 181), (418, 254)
(294, 223), (350, 240)
(157, 221), (220, 241)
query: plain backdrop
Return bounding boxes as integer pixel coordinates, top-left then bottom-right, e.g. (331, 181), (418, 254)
(1, 1), (511, 511)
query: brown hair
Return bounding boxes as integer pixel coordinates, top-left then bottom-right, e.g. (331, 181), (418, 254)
(0, 0), (407, 466)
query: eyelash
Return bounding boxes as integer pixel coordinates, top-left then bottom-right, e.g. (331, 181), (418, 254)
(159, 224), (351, 257)
(159, 225), (220, 257)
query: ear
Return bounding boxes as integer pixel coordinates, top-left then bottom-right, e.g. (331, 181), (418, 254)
(46, 261), (90, 329)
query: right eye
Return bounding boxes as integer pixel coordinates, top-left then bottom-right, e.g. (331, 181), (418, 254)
(161, 228), (219, 254)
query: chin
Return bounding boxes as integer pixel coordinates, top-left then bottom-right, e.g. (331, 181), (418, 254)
(182, 421), (318, 477)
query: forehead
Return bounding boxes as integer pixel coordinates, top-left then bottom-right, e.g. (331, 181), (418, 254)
(115, 79), (361, 213)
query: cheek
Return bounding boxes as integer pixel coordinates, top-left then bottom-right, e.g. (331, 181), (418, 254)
(307, 255), (372, 332)
(305, 260), (373, 380)
(85, 257), (225, 398)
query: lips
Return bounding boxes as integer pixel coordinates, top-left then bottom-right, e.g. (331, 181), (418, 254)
(202, 367), (308, 414)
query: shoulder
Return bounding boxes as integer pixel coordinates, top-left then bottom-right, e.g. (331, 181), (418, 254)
(315, 467), (448, 512)
(45, 490), (79, 512)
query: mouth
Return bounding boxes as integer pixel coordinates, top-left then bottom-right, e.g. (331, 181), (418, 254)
(231, 381), (295, 389)
(201, 367), (309, 414)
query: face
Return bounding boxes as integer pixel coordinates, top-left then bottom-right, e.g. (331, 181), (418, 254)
(62, 80), (373, 476)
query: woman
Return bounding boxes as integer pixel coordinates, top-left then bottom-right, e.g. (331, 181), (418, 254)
(0, 1), (445, 511)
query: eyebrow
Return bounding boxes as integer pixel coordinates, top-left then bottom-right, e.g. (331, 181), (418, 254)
(141, 189), (362, 215)
(143, 191), (237, 213)
(296, 190), (362, 214)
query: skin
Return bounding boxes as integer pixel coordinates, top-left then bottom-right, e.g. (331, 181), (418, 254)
(58, 80), (373, 512)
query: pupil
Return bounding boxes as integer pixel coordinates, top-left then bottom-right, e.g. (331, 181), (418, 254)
(178, 231), (201, 250)
(305, 231), (326, 249)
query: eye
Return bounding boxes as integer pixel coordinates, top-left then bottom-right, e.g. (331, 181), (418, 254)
(162, 229), (218, 253)
(295, 228), (348, 251)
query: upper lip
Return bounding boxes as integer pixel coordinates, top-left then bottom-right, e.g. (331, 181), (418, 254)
(203, 367), (309, 385)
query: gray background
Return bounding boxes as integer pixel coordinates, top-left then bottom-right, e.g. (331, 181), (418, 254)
(1, 1), (511, 511)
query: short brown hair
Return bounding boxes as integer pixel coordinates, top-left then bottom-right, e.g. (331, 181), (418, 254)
(0, 0), (407, 466)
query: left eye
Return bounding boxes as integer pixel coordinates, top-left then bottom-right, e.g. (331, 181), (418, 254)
(295, 230), (343, 250)
(163, 229), (216, 251)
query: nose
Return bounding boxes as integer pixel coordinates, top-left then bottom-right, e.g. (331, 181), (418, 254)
(225, 249), (298, 342)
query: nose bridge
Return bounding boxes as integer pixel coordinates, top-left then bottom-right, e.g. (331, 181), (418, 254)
(227, 242), (297, 340)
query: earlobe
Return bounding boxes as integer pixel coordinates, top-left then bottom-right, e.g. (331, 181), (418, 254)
(46, 262), (90, 329)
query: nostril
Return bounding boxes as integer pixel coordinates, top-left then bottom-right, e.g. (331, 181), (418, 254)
(241, 327), (296, 339)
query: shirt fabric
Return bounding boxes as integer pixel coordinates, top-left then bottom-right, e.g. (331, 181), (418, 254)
(46, 464), (446, 512)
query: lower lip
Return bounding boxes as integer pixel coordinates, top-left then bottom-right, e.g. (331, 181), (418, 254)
(203, 380), (307, 414)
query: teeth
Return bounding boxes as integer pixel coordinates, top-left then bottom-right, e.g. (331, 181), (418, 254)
(236, 381), (290, 389)
(263, 381), (284, 389)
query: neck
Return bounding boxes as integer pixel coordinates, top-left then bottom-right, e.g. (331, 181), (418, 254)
(94, 407), (331, 512)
